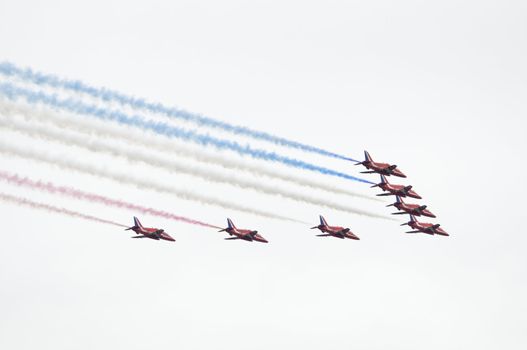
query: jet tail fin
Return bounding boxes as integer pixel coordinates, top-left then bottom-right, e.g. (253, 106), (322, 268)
(133, 216), (143, 229)
(227, 218), (236, 230)
(125, 216), (143, 231)
(364, 150), (373, 162)
(319, 215), (328, 227)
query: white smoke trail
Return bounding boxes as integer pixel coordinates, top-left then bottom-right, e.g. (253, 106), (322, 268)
(0, 83), (371, 183)
(0, 137), (307, 223)
(0, 114), (385, 219)
(0, 99), (377, 201)
(0, 62), (356, 162)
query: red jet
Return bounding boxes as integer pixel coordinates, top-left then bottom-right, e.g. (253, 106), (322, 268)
(372, 175), (422, 199)
(387, 196), (436, 218)
(125, 216), (175, 241)
(355, 150), (406, 178)
(218, 218), (268, 243)
(310, 215), (360, 240)
(401, 215), (449, 236)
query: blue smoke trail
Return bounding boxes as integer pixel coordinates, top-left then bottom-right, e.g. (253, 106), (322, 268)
(0, 82), (372, 184)
(0, 61), (358, 162)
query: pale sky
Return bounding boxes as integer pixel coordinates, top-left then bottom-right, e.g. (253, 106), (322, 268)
(0, 1), (526, 349)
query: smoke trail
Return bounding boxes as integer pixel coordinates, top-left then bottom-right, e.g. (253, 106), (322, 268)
(0, 138), (307, 223)
(0, 171), (221, 229)
(0, 61), (357, 162)
(0, 192), (127, 227)
(0, 99), (377, 200)
(0, 115), (385, 218)
(0, 82), (372, 185)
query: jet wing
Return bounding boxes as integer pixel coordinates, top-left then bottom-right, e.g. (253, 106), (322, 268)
(224, 237), (240, 240)
(316, 234), (332, 237)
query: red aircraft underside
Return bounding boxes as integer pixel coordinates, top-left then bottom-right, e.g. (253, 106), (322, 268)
(373, 175), (421, 199)
(402, 215), (448, 236)
(219, 218), (268, 243)
(388, 196), (436, 218)
(356, 150), (406, 178)
(311, 215), (360, 240)
(125, 216), (175, 242)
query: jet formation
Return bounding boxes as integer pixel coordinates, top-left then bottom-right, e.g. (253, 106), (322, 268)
(356, 151), (448, 237)
(124, 150), (448, 243)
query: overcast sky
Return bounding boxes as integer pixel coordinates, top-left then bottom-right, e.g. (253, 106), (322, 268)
(0, 1), (526, 349)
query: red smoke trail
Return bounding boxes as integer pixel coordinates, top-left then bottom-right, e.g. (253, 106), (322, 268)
(0, 192), (127, 227)
(0, 171), (221, 229)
